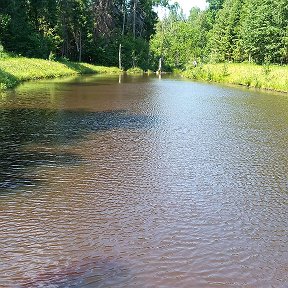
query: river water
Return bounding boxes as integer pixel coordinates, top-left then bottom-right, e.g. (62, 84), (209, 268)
(0, 74), (287, 287)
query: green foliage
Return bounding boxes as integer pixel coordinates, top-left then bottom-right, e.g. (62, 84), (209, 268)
(48, 51), (56, 61)
(207, 0), (243, 62)
(0, 0), (161, 69)
(0, 69), (20, 90)
(0, 51), (14, 59)
(126, 67), (144, 74)
(239, 0), (287, 64)
(207, 0), (225, 12)
(203, 0), (288, 64)
(1, 0), (287, 75)
(151, 0), (286, 67)
(150, 8), (208, 71)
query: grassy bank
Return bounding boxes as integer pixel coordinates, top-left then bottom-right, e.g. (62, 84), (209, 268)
(126, 67), (144, 74)
(0, 56), (121, 90)
(183, 63), (288, 93)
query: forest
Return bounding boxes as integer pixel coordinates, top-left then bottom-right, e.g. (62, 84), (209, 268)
(151, 0), (288, 70)
(0, 0), (287, 71)
(0, 0), (168, 70)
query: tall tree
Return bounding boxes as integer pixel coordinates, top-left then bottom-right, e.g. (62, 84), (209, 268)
(239, 0), (286, 63)
(150, 5), (203, 70)
(207, 0), (244, 62)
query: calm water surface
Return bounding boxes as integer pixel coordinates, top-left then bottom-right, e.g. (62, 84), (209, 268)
(0, 74), (287, 287)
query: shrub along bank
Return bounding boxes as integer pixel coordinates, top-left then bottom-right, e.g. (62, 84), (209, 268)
(0, 56), (121, 90)
(183, 63), (288, 93)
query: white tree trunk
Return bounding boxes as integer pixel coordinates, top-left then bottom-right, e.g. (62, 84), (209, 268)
(119, 44), (122, 69)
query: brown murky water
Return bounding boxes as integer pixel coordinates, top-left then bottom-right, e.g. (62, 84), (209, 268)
(0, 74), (287, 287)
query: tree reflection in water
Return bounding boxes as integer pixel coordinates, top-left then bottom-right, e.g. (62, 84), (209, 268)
(0, 108), (156, 192)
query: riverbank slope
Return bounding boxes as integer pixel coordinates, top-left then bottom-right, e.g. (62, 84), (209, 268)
(0, 56), (121, 90)
(183, 63), (288, 93)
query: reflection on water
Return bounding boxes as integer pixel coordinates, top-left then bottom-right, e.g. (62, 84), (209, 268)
(0, 108), (155, 190)
(0, 75), (288, 287)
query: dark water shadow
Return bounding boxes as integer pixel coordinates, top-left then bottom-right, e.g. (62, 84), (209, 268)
(21, 256), (130, 288)
(0, 108), (156, 193)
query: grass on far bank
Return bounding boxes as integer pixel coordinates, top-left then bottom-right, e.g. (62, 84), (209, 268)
(0, 56), (121, 90)
(183, 63), (288, 93)
(126, 67), (144, 74)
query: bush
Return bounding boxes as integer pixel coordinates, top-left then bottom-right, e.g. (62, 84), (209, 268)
(126, 67), (144, 74)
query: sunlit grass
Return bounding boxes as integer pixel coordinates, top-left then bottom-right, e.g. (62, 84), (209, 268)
(183, 63), (288, 93)
(126, 67), (144, 74)
(0, 57), (121, 90)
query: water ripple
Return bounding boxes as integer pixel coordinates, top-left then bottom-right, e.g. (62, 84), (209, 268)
(0, 76), (287, 287)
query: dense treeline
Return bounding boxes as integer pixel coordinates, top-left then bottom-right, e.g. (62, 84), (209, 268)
(150, 0), (288, 70)
(0, 0), (287, 71)
(0, 0), (169, 69)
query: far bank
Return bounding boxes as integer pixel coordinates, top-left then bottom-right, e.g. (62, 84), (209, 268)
(183, 63), (288, 93)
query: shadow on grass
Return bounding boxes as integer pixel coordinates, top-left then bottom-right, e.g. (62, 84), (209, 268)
(60, 60), (96, 74)
(0, 108), (156, 193)
(0, 68), (20, 89)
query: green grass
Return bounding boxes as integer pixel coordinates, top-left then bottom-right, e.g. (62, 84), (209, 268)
(126, 67), (144, 74)
(183, 63), (288, 93)
(0, 57), (121, 90)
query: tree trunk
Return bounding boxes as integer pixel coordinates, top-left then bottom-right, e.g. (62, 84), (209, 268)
(132, 50), (135, 68)
(119, 43), (122, 69)
(122, 1), (126, 36)
(133, 0), (137, 39)
(79, 30), (82, 62)
(158, 57), (162, 73)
